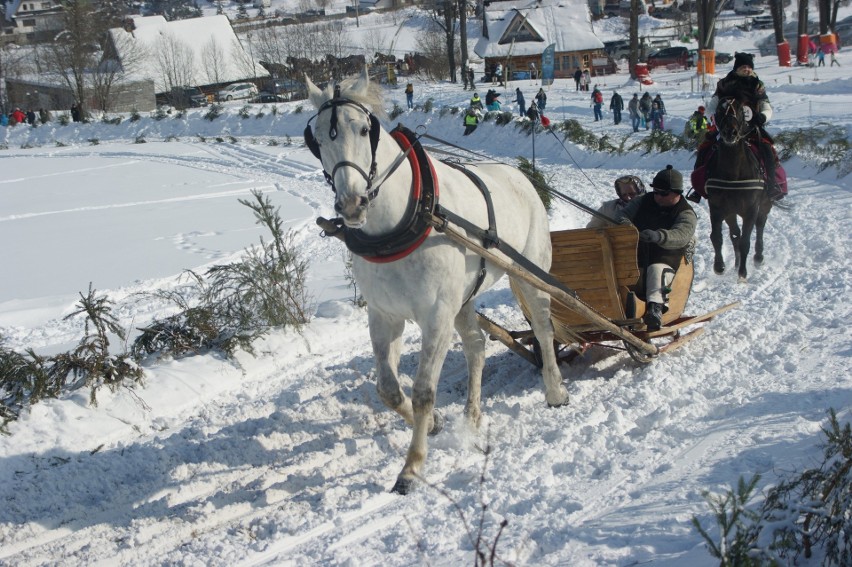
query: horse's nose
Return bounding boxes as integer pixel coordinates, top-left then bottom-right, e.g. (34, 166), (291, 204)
(334, 201), (343, 213)
(358, 196), (369, 208)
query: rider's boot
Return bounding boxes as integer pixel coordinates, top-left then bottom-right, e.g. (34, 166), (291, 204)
(643, 302), (664, 332)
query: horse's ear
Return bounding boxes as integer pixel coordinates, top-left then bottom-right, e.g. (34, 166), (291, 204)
(305, 74), (326, 109)
(352, 66), (371, 94)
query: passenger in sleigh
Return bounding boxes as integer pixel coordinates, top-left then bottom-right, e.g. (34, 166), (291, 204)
(616, 166), (697, 332)
(586, 175), (646, 229)
(693, 52), (786, 202)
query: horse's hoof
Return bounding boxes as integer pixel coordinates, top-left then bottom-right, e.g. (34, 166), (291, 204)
(714, 262), (725, 275)
(547, 393), (570, 408)
(754, 254), (764, 265)
(428, 410), (444, 436)
(738, 276), (748, 284)
(391, 476), (414, 495)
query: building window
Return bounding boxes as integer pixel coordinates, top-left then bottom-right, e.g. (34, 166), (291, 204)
(23, 19), (36, 27)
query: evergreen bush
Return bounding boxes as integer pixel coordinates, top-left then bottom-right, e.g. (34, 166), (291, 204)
(204, 104), (223, 121)
(693, 409), (852, 565)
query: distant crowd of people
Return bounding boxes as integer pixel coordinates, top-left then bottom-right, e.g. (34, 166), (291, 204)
(2, 107), (51, 127)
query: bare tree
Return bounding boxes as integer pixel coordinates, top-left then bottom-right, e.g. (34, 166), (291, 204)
(155, 32), (196, 93)
(458, 0), (469, 80)
(317, 21), (349, 59)
(361, 27), (390, 59)
(629, 0), (640, 78)
(41, 0), (103, 117)
(0, 44), (33, 113)
(415, 21), (458, 80)
(90, 31), (148, 111)
(425, 0), (459, 83)
(202, 36), (228, 87)
(768, 0), (787, 62)
(797, 0), (809, 63)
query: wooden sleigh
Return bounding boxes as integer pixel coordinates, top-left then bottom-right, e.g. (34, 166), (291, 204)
(472, 224), (739, 365)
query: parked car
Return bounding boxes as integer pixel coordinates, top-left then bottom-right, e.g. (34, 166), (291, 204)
(216, 82), (258, 102)
(750, 14), (775, 29)
(687, 49), (734, 67)
(253, 92), (288, 103)
(646, 46), (690, 70)
(272, 78), (307, 101)
(166, 86), (208, 109)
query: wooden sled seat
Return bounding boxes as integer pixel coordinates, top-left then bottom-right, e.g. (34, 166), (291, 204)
(513, 225), (694, 346)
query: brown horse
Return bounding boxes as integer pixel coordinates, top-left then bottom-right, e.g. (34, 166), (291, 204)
(705, 97), (773, 283)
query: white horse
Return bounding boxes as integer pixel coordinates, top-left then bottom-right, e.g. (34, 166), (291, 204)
(305, 71), (568, 494)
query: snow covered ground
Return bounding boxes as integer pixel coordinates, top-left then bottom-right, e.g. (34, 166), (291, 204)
(1, 10), (851, 566)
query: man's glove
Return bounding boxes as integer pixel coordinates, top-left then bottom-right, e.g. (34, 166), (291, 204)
(639, 229), (663, 243)
(754, 113), (767, 127)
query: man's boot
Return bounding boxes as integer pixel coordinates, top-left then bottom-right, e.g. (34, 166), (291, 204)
(643, 302), (664, 332)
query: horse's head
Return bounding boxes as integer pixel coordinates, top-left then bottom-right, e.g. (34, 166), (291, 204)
(304, 69), (386, 228)
(715, 97), (753, 146)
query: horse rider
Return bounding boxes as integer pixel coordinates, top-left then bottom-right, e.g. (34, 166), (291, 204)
(706, 52), (783, 200)
(586, 175), (646, 229)
(615, 166), (697, 332)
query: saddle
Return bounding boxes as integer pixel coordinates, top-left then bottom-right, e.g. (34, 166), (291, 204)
(689, 129), (787, 201)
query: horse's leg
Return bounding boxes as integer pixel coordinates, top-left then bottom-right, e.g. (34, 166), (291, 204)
(392, 316), (455, 495)
(726, 214), (742, 269)
(369, 309), (414, 426)
(737, 201), (760, 282)
(753, 200), (771, 265)
(454, 301), (484, 428)
(709, 204), (727, 275)
(511, 279), (569, 407)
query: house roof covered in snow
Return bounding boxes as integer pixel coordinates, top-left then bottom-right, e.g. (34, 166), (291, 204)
(474, 0), (604, 58)
(108, 15), (268, 94)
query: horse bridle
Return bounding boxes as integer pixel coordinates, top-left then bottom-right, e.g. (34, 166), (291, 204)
(717, 98), (755, 145)
(304, 87), (382, 200)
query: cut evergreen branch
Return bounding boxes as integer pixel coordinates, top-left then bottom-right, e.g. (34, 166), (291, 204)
(133, 190), (313, 360)
(517, 156), (553, 211)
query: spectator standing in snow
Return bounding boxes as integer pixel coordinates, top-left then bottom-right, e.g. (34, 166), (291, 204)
(591, 86), (604, 121)
(628, 93), (641, 132)
(405, 83), (414, 109)
(513, 88), (526, 117)
(610, 91), (624, 125)
(573, 67), (582, 91)
(535, 88), (547, 111)
(639, 92), (652, 129)
(817, 47), (825, 66)
(830, 51), (840, 66)
(653, 94), (667, 129)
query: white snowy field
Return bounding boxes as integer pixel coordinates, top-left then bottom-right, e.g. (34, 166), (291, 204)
(1, 11), (851, 567)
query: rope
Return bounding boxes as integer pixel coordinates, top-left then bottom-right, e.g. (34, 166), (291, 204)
(416, 128), (616, 226)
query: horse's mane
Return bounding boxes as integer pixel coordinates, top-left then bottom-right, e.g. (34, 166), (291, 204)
(310, 71), (387, 120)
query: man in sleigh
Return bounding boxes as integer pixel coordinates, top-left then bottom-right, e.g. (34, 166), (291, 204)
(690, 52), (787, 203)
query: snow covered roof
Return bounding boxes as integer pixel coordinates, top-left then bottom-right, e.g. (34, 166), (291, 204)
(474, 0), (604, 58)
(108, 15), (269, 94)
